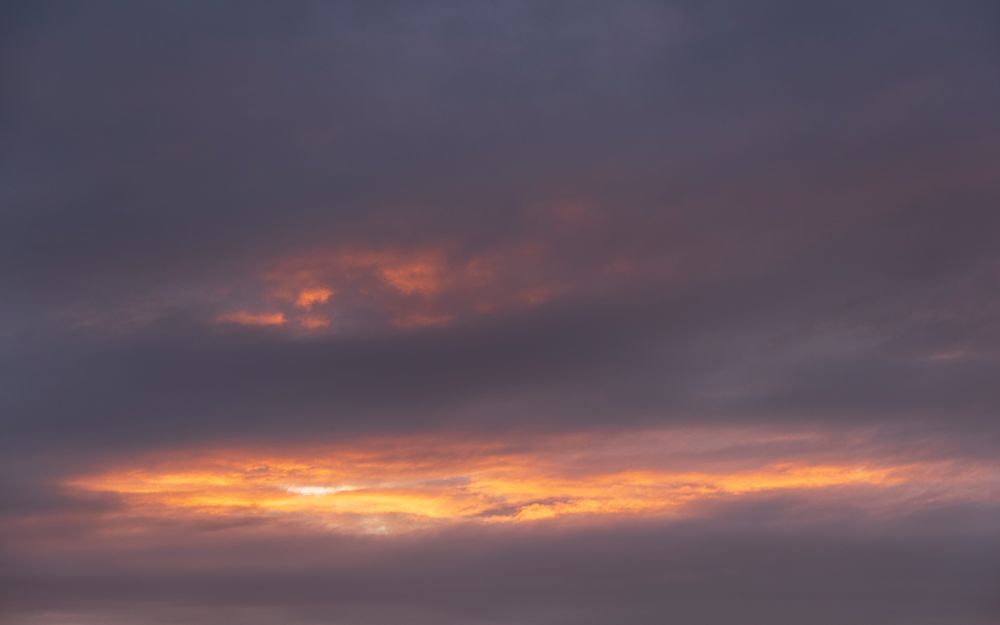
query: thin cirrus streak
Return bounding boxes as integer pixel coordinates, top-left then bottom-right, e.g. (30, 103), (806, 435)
(66, 428), (1000, 535)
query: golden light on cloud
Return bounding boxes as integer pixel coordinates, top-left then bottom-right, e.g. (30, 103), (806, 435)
(67, 429), (995, 535)
(294, 287), (333, 310)
(236, 237), (621, 332)
(362, 250), (446, 296)
(215, 311), (287, 327)
(254, 246), (458, 330)
(275, 248), (451, 298)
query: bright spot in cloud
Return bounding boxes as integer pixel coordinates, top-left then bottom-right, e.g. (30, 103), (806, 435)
(295, 287), (333, 310)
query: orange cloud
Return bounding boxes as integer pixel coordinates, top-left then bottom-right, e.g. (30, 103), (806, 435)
(225, 225), (669, 334)
(215, 311), (287, 327)
(67, 428), (997, 535)
(294, 287), (333, 310)
(370, 253), (445, 296)
(256, 244), (548, 330)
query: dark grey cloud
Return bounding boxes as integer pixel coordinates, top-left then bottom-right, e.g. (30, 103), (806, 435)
(1, 247), (998, 454)
(2, 0), (997, 313)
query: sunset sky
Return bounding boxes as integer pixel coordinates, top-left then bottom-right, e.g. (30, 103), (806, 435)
(2, 2), (1000, 624)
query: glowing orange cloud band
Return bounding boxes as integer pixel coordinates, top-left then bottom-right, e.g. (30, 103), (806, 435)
(68, 429), (998, 535)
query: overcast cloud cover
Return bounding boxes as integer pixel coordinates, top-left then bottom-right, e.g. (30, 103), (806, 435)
(1, 1), (999, 624)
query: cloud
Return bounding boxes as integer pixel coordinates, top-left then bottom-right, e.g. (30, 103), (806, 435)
(59, 427), (998, 534)
(214, 311), (287, 327)
(2, 1), (999, 624)
(3, 498), (999, 625)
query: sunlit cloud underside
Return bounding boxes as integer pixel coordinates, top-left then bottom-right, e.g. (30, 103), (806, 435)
(68, 428), (999, 535)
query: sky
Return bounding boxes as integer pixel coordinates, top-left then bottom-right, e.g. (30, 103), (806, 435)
(1, 1), (999, 624)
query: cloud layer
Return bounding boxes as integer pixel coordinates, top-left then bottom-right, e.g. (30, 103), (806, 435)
(2, 1), (999, 624)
